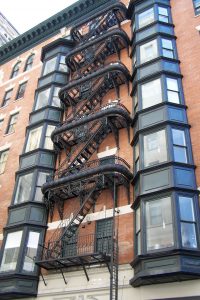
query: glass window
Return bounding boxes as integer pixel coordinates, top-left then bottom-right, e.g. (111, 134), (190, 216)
(0, 149), (9, 174)
(162, 39), (174, 59)
(141, 78), (162, 109)
(138, 8), (154, 28)
(133, 91), (138, 114)
(158, 7), (169, 23)
(25, 126), (43, 152)
(172, 129), (187, 163)
(144, 129), (167, 167)
(44, 125), (55, 150)
(134, 142), (139, 173)
(43, 57), (57, 76)
(10, 62), (21, 79)
(1, 89), (13, 107)
(193, 0), (200, 15)
(166, 78), (180, 104)
(14, 172), (33, 204)
(16, 81), (27, 100)
(136, 206), (141, 255)
(146, 197), (174, 251)
(34, 172), (49, 201)
(179, 196), (197, 248)
(6, 112), (19, 134)
(0, 231), (23, 272)
(23, 231), (40, 272)
(140, 39), (158, 64)
(35, 88), (50, 110)
(59, 55), (68, 72)
(0, 119), (4, 129)
(52, 86), (61, 107)
(24, 54), (35, 72)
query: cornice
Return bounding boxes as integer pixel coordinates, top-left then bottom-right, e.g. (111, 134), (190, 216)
(0, 0), (116, 65)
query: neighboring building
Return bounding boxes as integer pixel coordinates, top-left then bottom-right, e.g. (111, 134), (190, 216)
(0, 0), (200, 299)
(0, 12), (19, 47)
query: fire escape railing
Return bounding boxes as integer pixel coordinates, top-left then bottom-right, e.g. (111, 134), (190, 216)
(36, 3), (131, 299)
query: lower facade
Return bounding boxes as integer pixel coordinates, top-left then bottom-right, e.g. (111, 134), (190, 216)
(17, 265), (200, 300)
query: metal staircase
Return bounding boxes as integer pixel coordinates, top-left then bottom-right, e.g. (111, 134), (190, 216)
(36, 3), (131, 299)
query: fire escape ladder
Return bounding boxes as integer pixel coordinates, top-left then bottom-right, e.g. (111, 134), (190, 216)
(110, 232), (119, 300)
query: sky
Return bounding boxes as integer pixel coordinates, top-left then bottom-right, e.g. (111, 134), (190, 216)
(0, 0), (79, 34)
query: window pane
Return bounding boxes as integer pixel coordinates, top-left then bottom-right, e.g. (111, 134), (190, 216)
(25, 126), (42, 152)
(52, 87), (61, 107)
(140, 39), (158, 64)
(23, 231), (40, 272)
(144, 129), (167, 167)
(43, 57), (57, 76)
(146, 197), (174, 251)
(0, 150), (9, 174)
(16, 82), (27, 99)
(0, 231), (22, 272)
(167, 90), (179, 103)
(181, 223), (197, 248)
(142, 78), (162, 109)
(35, 88), (50, 110)
(172, 129), (186, 146)
(167, 78), (178, 91)
(173, 146), (187, 163)
(158, 7), (169, 23)
(136, 206), (140, 232)
(138, 8), (154, 28)
(59, 56), (68, 72)
(34, 172), (49, 201)
(136, 232), (141, 255)
(44, 125), (55, 150)
(179, 196), (195, 221)
(14, 173), (33, 204)
(6, 113), (19, 134)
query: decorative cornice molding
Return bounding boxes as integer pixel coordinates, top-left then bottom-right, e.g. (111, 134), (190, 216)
(0, 0), (116, 65)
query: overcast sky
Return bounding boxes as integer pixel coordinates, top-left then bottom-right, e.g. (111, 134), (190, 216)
(0, 0), (79, 34)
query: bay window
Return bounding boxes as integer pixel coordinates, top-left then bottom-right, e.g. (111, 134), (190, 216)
(43, 56), (57, 76)
(179, 196), (197, 249)
(35, 88), (50, 110)
(14, 172), (33, 204)
(140, 39), (158, 64)
(44, 125), (55, 150)
(172, 128), (187, 163)
(143, 129), (167, 167)
(23, 231), (40, 272)
(138, 8), (154, 29)
(34, 172), (50, 201)
(162, 39), (174, 59)
(0, 231), (22, 272)
(52, 86), (61, 107)
(158, 6), (169, 23)
(141, 78), (162, 109)
(25, 126), (43, 152)
(146, 197), (174, 251)
(166, 77), (180, 104)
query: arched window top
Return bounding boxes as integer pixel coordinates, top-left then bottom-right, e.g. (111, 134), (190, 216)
(24, 54), (35, 72)
(10, 61), (21, 79)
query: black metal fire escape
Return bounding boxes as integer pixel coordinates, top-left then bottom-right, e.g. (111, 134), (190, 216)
(36, 3), (131, 299)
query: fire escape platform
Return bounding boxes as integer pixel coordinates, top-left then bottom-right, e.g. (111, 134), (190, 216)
(36, 251), (111, 271)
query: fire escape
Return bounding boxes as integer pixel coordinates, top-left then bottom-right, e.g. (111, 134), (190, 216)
(36, 3), (132, 299)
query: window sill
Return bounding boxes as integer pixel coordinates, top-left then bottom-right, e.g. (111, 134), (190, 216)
(3, 131), (15, 137)
(0, 104), (9, 110)
(14, 97), (24, 102)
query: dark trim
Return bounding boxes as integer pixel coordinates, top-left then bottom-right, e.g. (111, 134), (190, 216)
(41, 38), (75, 62)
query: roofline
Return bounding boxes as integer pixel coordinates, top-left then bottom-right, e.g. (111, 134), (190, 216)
(0, 0), (117, 65)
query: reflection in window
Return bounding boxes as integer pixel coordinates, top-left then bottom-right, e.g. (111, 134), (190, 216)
(44, 125), (55, 150)
(146, 197), (174, 251)
(136, 206), (141, 255)
(35, 172), (49, 201)
(14, 172), (33, 204)
(193, 0), (200, 15)
(134, 142), (139, 173)
(24, 54), (35, 72)
(172, 128), (187, 163)
(43, 57), (57, 76)
(1, 89), (13, 107)
(141, 78), (162, 109)
(140, 39), (158, 64)
(23, 231), (40, 272)
(10, 61), (21, 79)
(0, 149), (9, 174)
(158, 7), (169, 23)
(0, 231), (22, 272)
(16, 81), (27, 100)
(35, 88), (50, 110)
(167, 78), (180, 104)
(144, 129), (167, 167)
(25, 126), (42, 152)
(6, 113), (19, 134)
(138, 8), (154, 29)
(162, 39), (174, 59)
(179, 196), (197, 248)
